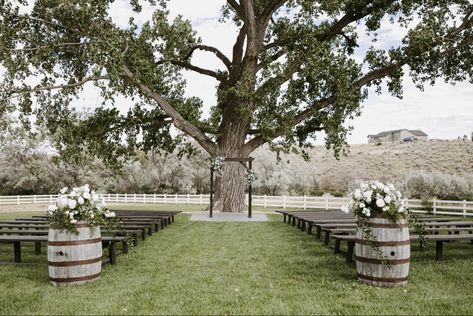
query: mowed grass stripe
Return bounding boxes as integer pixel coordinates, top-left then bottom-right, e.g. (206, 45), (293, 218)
(0, 213), (473, 314)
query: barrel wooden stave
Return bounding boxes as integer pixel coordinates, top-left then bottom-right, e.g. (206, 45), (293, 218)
(355, 217), (410, 288)
(47, 223), (102, 286)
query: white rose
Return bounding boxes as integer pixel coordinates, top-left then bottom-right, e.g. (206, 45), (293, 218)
(371, 185), (377, 189)
(92, 194), (99, 202)
(397, 191), (402, 199)
(376, 199), (386, 208)
(82, 184), (90, 193)
(68, 199), (77, 210)
(360, 183), (368, 190)
(69, 191), (77, 197)
(341, 205), (350, 214)
(48, 205), (58, 212)
(362, 208), (371, 217)
(359, 203), (365, 209)
(70, 219), (77, 224)
(398, 206), (405, 213)
(78, 197), (85, 205)
(363, 191), (373, 199)
(57, 196), (68, 208)
(384, 196), (392, 204)
(383, 206), (389, 212)
(60, 187), (68, 194)
(376, 182), (385, 190)
(83, 192), (91, 200)
(389, 184), (396, 191)
(366, 197), (372, 203)
(354, 189), (362, 199)
(383, 186), (391, 194)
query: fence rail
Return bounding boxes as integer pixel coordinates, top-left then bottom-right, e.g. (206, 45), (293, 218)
(1, 193), (473, 216)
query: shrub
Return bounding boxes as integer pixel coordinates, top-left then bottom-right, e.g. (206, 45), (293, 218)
(398, 171), (473, 201)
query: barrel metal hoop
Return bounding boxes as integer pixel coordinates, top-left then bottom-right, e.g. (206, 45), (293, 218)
(355, 239), (410, 246)
(49, 273), (101, 283)
(354, 255), (410, 265)
(357, 273), (408, 283)
(48, 237), (102, 246)
(48, 256), (102, 267)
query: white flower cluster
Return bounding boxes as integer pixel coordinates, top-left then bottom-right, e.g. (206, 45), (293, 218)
(246, 169), (257, 185)
(341, 180), (407, 218)
(48, 184), (115, 224)
(210, 156), (225, 176)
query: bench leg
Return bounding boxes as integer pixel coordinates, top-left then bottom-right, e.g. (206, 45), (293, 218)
(316, 226), (322, 240)
(347, 241), (355, 263)
(109, 241), (117, 265)
(283, 214), (286, 223)
(334, 239), (341, 254)
(436, 241), (444, 260)
(34, 241), (41, 255)
(13, 242), (21, 263)
(122, 240), (129, 254)
(133, 232), (139, 246)
(307, 223), (312, 235)
(291, 217), (296, 226)
(141, 229), (146, 240)
(324, 231), (330, 246)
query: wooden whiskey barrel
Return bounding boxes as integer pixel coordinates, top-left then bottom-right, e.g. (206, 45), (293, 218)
(355, 216), (410, 287)
(48, 222), (102, 286)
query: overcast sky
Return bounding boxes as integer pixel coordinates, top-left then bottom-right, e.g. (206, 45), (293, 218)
(60, 1), (473, 144)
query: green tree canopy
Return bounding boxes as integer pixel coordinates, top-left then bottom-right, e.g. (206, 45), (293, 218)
(1, 0), (472, 211)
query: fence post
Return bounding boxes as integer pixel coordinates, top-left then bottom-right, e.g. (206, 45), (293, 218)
(164, 194), (167, 204)
(200, 194), (203, 205)
(304, 196), (307, 210)
(464, 200), (467, 216)
(125, 193), (128, 203)
(325, 196), (329, 210)
(50, 195), (52, 203)
(433, 199), (437, 215)
(133, 193), (136, 203)
(33, 195), (37, 204)
(17, 195), (20, 205)
(187, 194), (190, 204)
(264, 195), (267, 208)
(175, 194), (178, 204)
(283, 195), (286, 209)
(153, 193), (156, 204)
(116, 193), (118, 202)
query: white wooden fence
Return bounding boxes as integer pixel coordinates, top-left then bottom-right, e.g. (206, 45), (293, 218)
(1, 193), (472, 216)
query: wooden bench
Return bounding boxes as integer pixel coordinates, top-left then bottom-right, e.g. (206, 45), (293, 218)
(0, 228), (142, 247)
(332, 233), (473, 262)
(0, 235), (128, 264)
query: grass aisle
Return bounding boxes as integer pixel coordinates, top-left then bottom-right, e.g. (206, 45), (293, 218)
(1, 214), (473, 314)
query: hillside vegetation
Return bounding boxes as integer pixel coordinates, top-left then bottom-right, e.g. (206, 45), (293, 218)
(252, 139), (473, 196)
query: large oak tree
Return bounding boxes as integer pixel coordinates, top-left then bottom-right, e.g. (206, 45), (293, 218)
(1, 0), (472, 212)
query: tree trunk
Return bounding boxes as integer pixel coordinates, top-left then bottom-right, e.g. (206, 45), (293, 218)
(213, 160), (246, 213)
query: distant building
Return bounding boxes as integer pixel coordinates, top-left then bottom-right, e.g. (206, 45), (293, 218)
(368, 129), (428, 143)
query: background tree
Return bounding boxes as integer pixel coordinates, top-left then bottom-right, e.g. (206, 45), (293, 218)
(1, 0), (472, 212)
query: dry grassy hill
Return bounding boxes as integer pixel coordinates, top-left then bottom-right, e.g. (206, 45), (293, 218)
(253, 139), (473, 193)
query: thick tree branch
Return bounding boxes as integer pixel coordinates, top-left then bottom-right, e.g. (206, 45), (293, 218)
(170, 60), (227, 82)
(259, 0), (287, 23)
(227, 0), (244, 19)
(185, 45), (232, 70)
(122, 66), (217, 155)
(232, 25), (247, 67)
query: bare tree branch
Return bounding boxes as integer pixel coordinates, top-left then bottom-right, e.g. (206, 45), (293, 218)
(170, 60), (227, 82)
(184, 45), (232, 70)
(227, 0), (244, 19)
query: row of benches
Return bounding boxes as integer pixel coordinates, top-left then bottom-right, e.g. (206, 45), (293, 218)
(0, 209), (181, 265)
(276, 210), (473, 261)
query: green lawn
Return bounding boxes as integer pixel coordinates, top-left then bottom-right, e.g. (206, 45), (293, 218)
(1, 210), (473, 314)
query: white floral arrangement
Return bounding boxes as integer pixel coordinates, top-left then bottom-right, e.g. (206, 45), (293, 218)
(341, 180), (408, 221)
(47, 184), (116, 233)
(210, 156), (225, 176)
(341, 180), (425, 264)
(246, 169), (257, 186)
